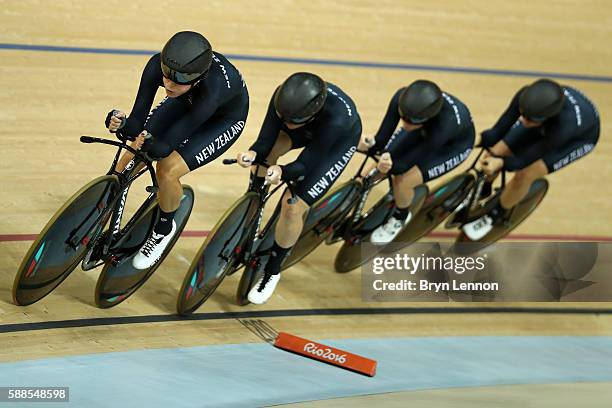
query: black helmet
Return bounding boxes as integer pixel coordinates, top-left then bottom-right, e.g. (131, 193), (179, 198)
(519, 79), (565, 122)
(161, 31), (212, 85)
(398, 80), (444, 124)
(274, 72), (328, 124)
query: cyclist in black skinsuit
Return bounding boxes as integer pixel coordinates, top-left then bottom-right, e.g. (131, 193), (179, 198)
(236, 72), (361, 304)
(463, 78), (600, 240)
(105, 31), (249, 269)
(362, 80), (475, 245)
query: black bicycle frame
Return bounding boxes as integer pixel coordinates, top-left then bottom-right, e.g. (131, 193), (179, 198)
(351, 155), (391, 224)
(74, 136), (158, 266)
(217, 160), (301, 263)
(328, 152), (391, 236)
(455, 147), (508, 218)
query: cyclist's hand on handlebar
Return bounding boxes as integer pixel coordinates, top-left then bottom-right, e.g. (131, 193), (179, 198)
(105, 110), (126, 133)
(237, 151), (257, 168)
(481, 156), (503, 176)
(265, 165), (282, 185)
(131, 131), (147, 150)
(480, 149), (491, 162)
(357, 135), (376, 152)
(377, 152), (393, 174)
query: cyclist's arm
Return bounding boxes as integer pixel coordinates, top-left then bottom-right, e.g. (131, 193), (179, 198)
(249, 91), (283, 162)
(122, 54), (164, 138)
(155, 77), (227, 151)
(280, 123), (340, 181)
(481, 87), (526, 148)
(368, 88), (403, 154)
(388, 123), (453, 174)
(501, 140), (548, 171)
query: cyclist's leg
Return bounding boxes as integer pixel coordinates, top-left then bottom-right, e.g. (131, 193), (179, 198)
(483, 125), (538, 183)
(132, 96), (189, 246)
(156, 94), (248, 216)
(114, 140), (147, 173)
(462, 152), (547, 240)
(246, 192), (309, 305)
(248, 129), (359, 303)
(369, 165), (423, 244)
(133, 100), (248, 268)
(165, 114), (248, 218)
(275, 136), (358, 249)
(373, 129), (474, 243)
(367, 130), (420, 243)
(391, 167), (422, 208)
(493, 136), (554, 213)
(156, 152), (191, 216)
(275, 192), (310, 248)
(499, 160), (548, 208)
(384, 128), (420, 203)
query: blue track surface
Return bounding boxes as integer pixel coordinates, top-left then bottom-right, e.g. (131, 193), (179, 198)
(1, 336), (611, 407)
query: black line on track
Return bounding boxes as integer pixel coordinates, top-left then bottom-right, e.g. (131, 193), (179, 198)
(2, 307), (612, 334)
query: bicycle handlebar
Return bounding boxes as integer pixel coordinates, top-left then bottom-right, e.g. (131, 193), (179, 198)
(79, 136), (96, 144)
(80, 135), (151, 163)
(223, 157), (303, 204)
(355, 149), (379, 163)
(223, 157), (272, 169)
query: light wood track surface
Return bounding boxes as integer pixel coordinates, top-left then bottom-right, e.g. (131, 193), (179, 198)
(0, 1), (611, 372)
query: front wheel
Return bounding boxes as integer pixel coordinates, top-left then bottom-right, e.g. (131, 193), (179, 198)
(177, 192), (259, 315)
(13, 175), (119, 306)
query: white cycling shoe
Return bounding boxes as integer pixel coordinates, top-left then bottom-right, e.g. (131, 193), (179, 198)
(462, 215), (494, 241)
(370, 211), (412, 246)
(132, 220), (177, 270)
(248, 273), (281, 304)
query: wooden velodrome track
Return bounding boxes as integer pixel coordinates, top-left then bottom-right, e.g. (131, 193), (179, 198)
(1, 1), (612, 406)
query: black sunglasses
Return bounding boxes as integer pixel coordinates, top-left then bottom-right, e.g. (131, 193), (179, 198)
(276, 110), (316, 125)
(161, 62), (208, 85)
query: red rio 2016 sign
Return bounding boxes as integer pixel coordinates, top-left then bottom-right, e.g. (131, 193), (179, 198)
(274, 332), (377, 377)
